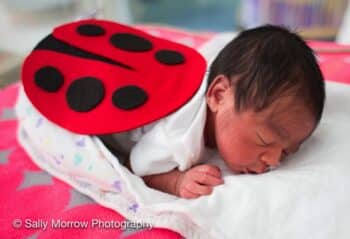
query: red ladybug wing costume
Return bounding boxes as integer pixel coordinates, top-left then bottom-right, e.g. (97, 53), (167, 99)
(22, 19), (206, 134)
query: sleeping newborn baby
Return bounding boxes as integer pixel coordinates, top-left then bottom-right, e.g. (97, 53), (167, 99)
(100, 25), (325, 199)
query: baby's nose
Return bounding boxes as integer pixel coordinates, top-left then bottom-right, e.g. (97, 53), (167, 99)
(260, 153), (281, 167)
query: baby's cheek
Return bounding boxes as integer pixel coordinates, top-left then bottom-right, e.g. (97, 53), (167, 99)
(228, 144), (257, 166)
(238, 150), (258, 166)
(217, 128), (257, 166)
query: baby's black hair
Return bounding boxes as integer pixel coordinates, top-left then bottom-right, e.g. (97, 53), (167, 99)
(208, 25), (325, 123)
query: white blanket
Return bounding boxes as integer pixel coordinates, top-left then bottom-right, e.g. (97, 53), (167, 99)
(16, 34), (350, 239)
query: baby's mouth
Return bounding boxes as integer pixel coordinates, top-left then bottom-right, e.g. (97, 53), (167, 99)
(230, 162), (275, 175)
(241, 163), (273, 174)
(233, 168), (259, 174)
(243, 168), (260, 174)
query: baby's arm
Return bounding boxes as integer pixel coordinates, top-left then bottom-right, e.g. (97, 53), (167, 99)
(142, 164), (224, 199)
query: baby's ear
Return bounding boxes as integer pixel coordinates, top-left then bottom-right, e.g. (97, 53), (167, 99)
(206, 74), (233, 113)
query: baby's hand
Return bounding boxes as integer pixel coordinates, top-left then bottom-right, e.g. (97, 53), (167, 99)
(176, 164), (224, 199)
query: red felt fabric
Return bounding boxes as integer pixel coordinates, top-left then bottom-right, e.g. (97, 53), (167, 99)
(22, 19), (206, 134)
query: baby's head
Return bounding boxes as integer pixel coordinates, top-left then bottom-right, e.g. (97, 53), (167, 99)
(205, 25), (325, 174)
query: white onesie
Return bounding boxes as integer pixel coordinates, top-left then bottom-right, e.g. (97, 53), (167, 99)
(105, 70), (209, 176)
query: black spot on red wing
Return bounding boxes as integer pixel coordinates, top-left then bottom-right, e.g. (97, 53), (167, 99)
(35, 66), (64, 92)
(155, 50), (185, 65)
(110, 33), (153, 52)
(66, 77), (105, 112)
(35, 35), (134, 71)
(77, 24), (106, 36)
(112, 86), (148, 110)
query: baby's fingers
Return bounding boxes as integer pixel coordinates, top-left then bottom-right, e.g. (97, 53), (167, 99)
(192, 171), (224, 186)
(195, 164), (222, 178)
(185, 181), (213, 196)
(180, 187), (200, 199)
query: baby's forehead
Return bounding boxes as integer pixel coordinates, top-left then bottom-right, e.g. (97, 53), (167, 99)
(266, 98), (315, 136)
(266, 94), (311, 117)
(256, 96), (315, 130)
